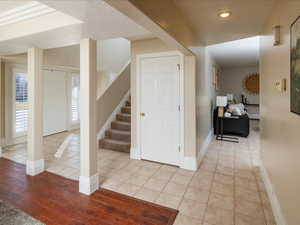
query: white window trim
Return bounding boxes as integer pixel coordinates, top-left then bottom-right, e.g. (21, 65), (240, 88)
(68, 72), (80, 129)
(12, 67), (28, 138)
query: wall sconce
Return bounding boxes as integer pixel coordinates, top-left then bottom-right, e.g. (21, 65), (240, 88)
(273, 25), (281, 46)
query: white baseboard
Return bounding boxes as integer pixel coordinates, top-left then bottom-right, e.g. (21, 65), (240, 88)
(197, 129), (213, 165)
(26, 159), (45, 176)
(79, 173), (99, 195)
(97, 91), (130, 140)
(130, 147), (141, 160)
(0, 146), (2, 157)
(68, 123), (80, 131)
(180, 156), (198, 171)
(260, 162), (287, 225)
(5, 136), (26, 147)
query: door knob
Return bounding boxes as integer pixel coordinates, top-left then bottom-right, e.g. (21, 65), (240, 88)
(140, 112), (145, 116)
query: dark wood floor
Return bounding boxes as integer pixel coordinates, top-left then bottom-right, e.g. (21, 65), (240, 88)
(0, 158), (178, 225)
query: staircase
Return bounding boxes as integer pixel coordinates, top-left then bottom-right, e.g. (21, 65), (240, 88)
(99, 97), (131, 153)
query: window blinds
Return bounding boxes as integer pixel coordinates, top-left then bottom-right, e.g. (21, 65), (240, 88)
(15, 72), (28, 134)
(71, 76), (80, 122)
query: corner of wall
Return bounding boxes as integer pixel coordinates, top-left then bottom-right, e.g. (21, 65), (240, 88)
(197, 129), (213, 166)
(180, 156), (198, 171)
(260, 161), (287, 225)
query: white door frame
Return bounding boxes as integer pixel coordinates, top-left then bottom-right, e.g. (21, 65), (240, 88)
(135, 51), (185, 167)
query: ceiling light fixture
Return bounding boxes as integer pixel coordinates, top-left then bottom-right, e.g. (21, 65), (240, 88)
(218, 11), (232, 18)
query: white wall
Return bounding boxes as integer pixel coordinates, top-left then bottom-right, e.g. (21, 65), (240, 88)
(96, 38), (130, 97)
(219, 66), (259, 115)
(192, 46), (217, 160)
(97, 38), (130, 74)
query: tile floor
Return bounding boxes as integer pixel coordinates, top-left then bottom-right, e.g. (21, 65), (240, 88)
(2, 121), (277, 225)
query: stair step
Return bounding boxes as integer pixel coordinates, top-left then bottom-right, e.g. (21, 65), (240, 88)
(121, 106), (131, 114)
(105, 129), (130, 142)
(125, 101), (131, 107)
(99, 138), (130, 153)
(111, 121), (131, 131)
(116, 113), (131, 122)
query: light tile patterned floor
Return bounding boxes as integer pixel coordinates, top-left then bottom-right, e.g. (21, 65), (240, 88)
(2, 121), (277, 225)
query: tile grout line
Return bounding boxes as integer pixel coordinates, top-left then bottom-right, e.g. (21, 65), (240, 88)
(233, 145), (237, 225)
(253, 153), (269, 225)
(200, 145), (220, 225)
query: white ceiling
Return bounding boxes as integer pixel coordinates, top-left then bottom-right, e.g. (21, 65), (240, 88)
(207, 36), (260, 69)
(0, 0), (153, 55)
(174, 0), (275, 45)
(0, 1), (30, 14)
(0, 1), (55, 27)
(37, 0), (153, 40)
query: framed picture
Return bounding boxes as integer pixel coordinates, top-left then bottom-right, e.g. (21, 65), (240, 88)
(291, 16), (300, 115)
(212, 66), (220, 90)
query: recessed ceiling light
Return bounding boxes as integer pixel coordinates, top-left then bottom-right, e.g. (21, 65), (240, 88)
(218, 11), (232, 18)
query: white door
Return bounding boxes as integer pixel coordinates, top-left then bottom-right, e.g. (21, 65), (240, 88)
(140, 55), (181, 166)
(43, 70), (67, 136)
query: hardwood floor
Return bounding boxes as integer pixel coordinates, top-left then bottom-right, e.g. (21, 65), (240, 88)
(0, 158), (178, 225)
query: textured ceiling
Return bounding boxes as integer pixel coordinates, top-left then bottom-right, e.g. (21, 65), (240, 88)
(174, 0), (275, 45)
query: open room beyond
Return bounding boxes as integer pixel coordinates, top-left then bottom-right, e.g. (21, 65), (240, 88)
(0, 1), (299, 225)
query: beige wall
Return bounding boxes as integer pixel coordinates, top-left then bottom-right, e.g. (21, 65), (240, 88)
(0, 61), (4, 141)
(219, 66), (259, 104)
(4, 43), (129, 98)
(4, 63), (14, 145)
(190, 47), (217, 158)
(96, 64), (130, 132)
(3, 45), (79, 67)
(131, 38), (196, 159)
(128, 0), (195, 47)
(2, 42), (131, 146)
(219, 66), (260, 115)
(260, 1), (300, 224)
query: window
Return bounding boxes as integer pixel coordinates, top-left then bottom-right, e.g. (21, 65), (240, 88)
(14, 72), (28, 135)
(71, 75), (80, 123)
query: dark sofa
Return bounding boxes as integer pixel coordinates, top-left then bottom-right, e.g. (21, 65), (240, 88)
(213, 108), (250, 137)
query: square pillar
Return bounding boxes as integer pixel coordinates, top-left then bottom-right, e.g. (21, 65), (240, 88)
(79, 38), (99, 195)
(27, 48), (44, 176)
(0, 59), (3, 157)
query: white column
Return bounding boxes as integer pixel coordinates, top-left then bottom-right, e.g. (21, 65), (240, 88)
(0, 59), (3, 157)
(79, 38), (99, 195)
(27, 48), (44, 176)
